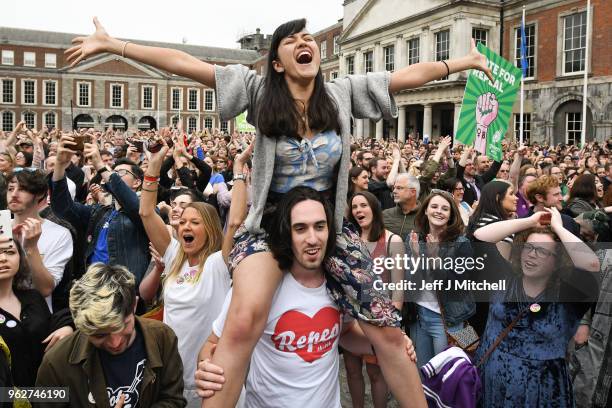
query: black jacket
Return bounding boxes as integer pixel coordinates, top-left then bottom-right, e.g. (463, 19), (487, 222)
(457, 161), (502, 206)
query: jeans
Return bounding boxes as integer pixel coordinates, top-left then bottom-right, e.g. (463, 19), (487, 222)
(409, 304), (462, 368)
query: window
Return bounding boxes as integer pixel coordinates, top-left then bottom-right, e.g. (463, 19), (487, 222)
(220, 120), (229, 133)
(1, 79), (15, 104)
(45, 53), (57, 68)
(23, 52), (36, 67)
(171, 116), (180, 128)
(384, 45), (395, 72)
(22, 79), (36, 105)
(188, 116), (198, 133)
(472, 28), (488, 47)
(44, 112), (56, 129)
(110, 84), (123, 108)
(320, 40), (327, 60)
(1, 111), (14, 131)
(188, 88), (199, 111)
(563, 12), (587, 74)
(204, 117), (213, 129)
(171, 88), (182, 111)
(513, 113), (531, 144)
(22, 111), (35, 129)
(43, 80), (57, 105)
(331, 71), (339, 80)
(1, 50), (14, 65)
(78, 82), (91, 107)
(408, 38), (420, 65)
(204, 90), (214, 111)
(435, 30), (450, 79)
(566, 112), (581, 145)
(142, 85), (154, 109)
(364, 51), (373, 73)
(515, 24), (535, 78)
(346, 56), (354, 75)
(333, 35), (340, 55)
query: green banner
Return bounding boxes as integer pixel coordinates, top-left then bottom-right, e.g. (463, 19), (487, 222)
(455, 43), (522, 161)
(235, 111), (255, 133)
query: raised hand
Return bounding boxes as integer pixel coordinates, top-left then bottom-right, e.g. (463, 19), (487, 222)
(65, 17), (112, 67)
(469, 38), (494, 83)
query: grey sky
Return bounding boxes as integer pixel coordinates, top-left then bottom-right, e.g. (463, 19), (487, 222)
(2, 0), (344, 48)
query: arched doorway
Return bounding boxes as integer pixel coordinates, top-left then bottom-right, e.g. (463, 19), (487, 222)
(104, 115), (128, 130)
(553, 100), (593, 145)
(73, 113), (94, 129)
(138, 116), (157, 130)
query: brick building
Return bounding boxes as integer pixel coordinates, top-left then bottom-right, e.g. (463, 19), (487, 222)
(0, 27), (259, 133)
(339, 0), (611, 144)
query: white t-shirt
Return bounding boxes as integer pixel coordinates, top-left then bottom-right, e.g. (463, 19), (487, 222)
(213, 273), (342, 408)
(38, 219), (73, 312)
(161, 239), (230, 391)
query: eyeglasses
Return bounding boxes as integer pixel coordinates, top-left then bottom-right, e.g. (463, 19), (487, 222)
(114, 168), (138, 178)
(453, 186), (464, 191)
(522, 243), (554, 259)
(498, 169), (510, 173)
(12, 167), (39, 174)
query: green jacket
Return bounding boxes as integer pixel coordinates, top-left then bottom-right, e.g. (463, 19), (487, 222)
(383, 204), (419, 240)
(35, 317), (186, 407)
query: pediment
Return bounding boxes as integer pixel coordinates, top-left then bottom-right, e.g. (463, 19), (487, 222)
(341, 0), (447, 42)
(65, 55), (165, 79)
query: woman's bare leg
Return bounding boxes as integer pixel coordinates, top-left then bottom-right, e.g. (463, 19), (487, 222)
(203, 252), (282, 408)
(343, 351), (366, 408)
(365, 362), (389, 408)
(359, 322), (427, 408)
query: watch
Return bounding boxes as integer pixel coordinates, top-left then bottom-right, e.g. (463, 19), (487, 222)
(232, 173), (247, 182)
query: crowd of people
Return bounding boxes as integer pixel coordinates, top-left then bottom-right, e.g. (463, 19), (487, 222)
(0, 16), (610, 408)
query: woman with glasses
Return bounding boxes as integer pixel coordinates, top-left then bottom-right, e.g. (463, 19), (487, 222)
(442, 178), (472, 225)
(407, 189), (476, 365)
(473, 208), (599, 407)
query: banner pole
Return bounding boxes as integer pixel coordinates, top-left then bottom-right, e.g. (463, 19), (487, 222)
(580, 0), (591, 147)
(519, 6), (525, 145)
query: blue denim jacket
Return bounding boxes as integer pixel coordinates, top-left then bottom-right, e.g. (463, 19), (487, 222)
(406, 234), (476, 327)
(50, 174), (150, 283)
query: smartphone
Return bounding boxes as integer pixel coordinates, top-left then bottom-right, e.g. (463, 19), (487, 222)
(73, 134), (91, 151)
(540, 212), (551, 225)
(0, 210), (12, 241)
(132, 140), (144, 153)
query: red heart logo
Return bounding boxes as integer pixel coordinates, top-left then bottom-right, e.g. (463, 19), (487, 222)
(272, 307), (341, 363)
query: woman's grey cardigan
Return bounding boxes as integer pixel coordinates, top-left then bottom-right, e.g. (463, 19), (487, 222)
(214, 64), (398, 234)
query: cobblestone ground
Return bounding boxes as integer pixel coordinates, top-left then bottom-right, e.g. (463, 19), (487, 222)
(339, 359), (400, 408)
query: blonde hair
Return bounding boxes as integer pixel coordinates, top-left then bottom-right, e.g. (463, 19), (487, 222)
(164, 202), (223, 286)
(69, 263), (136, 335)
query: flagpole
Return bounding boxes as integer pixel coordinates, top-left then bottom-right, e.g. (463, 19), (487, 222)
(581, 0), (591, 147)
(156, 86), (160, 130)
(519, 5), (525, 145)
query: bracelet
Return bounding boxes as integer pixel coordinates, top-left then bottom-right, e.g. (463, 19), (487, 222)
(141, 187), (158, 193)
(441, 60), (450, 78)
(121, 41), (130, 58)
(144, 175), (159, 182)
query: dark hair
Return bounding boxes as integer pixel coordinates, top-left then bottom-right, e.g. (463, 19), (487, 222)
(16, 151), (33, 167)
(267, 187), (335, 270)
(256, 19), (339, 139)
(467, 181), (514, 237)
(170, 188), (205, 203)
(8, 168), (48, 203)
(414, 191), (464, 242)
(113, 158), (144, 181)
(509, 227), (570, 281)
(348, 166), (368, 197)
(569, 174), (597, 203)
(348, 191), (385, 242)
(12, 240), (32, 291)
(441, 178), (462, 194)
(368, 157), (386, 172)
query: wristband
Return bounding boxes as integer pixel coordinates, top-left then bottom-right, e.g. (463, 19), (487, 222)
(144, 175), (160, 182)
(441, 60), (450, 78)
(233, 173), (247, 182)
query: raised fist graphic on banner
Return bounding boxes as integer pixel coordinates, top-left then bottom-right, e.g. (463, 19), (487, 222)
(474, 92), (499, 154)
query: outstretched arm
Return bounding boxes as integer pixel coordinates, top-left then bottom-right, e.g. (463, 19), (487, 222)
(66, 17), (215, 88)
(390, 39), (493, 93)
